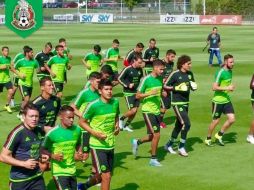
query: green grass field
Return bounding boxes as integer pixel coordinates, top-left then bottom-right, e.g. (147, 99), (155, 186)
(0, 24), (254, 190)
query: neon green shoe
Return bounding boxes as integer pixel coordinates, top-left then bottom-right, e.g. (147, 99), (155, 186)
(4, 105), (12, 113)
(215, 133), (224, 146)
(204, 139), (213, 146)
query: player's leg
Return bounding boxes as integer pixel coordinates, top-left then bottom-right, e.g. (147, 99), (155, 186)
(4, 82), (14, 113)
(53, 176), (71, 190)
(27, 176), (46, 190)
(247, 101), (254, 144)
(18, 85), (32, 117)
(10, 76), (19, 107)
(160, 94), (171, 128)
(54, 82), (64, 98)
(209, 49), (214, 65)
(69, 176), (77, 190)
(215, 49), (222, 65)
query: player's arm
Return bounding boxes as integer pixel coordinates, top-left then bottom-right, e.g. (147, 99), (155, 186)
(70, 103), (82, 118)
(212, 82), (234, 92)
(163, 73), (174, 91)
(118, 68), (131, 88)
(10, 61), (25, 79)
(44, 60), (56, 78)
(82, 57), (91, 69)
(142, 49), (150, 62)
(114, 114), (120, 136)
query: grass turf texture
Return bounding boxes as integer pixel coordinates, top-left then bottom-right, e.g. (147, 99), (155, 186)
(0, 24), (253, 190)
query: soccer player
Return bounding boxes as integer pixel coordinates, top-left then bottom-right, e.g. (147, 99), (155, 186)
(207, 26), (222, 66)
(247, 75), (254, 144)
(164, 55), (197, 157)
(83, 45), (102, 79)
(41, 105), (82, 190)
(205, 54), (235, 146)
(160, 49), (176, 128)
(0, 46), (14, 113)
(78, 79), (120, 190)
(118, 54), (143, 132)
(143, 38), (159, 75)
(123, 42), (144, 67)
(35, 42), (53, 81)
(45, 45), (71, 98)
(70, 72), (101, 160)
(104, 39), (121, 83)
(13, 46), (39, 118)
(131, 59), (165, 167)
(0, 103), (46, 190)
(32, 76), (61, 133)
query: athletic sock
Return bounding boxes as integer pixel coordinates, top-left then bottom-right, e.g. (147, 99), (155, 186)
(206, 136), (211, 140)
(179, 138), (186, 149)
(124, 120), (131, 127)
(120, 116), (126, 120)
(6, 104), (9, 107)
(151, 155), (157, 159)
(218, 131), (224, 136)
(167, 137), (176, 147)
(137, 139), (142, 145)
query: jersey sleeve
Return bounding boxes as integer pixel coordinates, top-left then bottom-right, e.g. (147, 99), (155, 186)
(138, 77), (147, 93)
(74, 90), (86, 109)
(34, 59), (39, 69)
(14, 59), (21, 69)
(165, 72), (176, 87)
(41, 132), (53, 150)
(47, 57), (54, 67)
(84, 53), (89, 61)
(207, 34), (211, 41)
(118, 67), (129, 88)
(82, 102), (95, 120)
(3, 129), (22, 152)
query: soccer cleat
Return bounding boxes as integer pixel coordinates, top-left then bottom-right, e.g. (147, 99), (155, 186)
(149, 159), (162, 167)
(131, 139), (138, 157)
(123, 126), (133, 132)
(119, 119), (125, 130)
(10, 99), (15, 107)
(246, 135), (254, 144)
(204, 139), (213, 146)
(164, 144), (177, 154)
(160, 122), (167, 128)
(178, 147), (188, 157)
(4, 105), (12, 113)
(215, 133), (225, 146)
(17, 114), (24, 122)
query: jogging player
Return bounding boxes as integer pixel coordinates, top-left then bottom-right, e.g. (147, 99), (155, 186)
(123, 42), (144, 67)
(132, 59), (165, 166)
(205, 54), (235, 146)
(0, 103), (46, 190)
(143, 38), (159, 75)
(118, 54), (143, 132)
(164, 55), (197, 157)
(247, 74), (254, 144)
(78, 79), (120, 190)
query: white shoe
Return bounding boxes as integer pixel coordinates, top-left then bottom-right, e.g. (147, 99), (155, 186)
(149, 158), (162, 167)
(164, 145), (177, 154)
(178, 147), (188, 157)
(131, 139), (138, 157)
(247, 135), (254, 144)
(119, 119), (125, 130)
(123, 126), (133, 132)
(10, 99), (15, 107)
(17, 114), (24, 122)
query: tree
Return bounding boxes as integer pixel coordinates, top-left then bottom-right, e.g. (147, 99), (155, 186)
(124, 0), (142, 12)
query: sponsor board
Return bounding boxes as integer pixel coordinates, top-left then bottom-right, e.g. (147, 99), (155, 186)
(80, 14), (113, 23)
(53, 14), (74, 21)
(160, 15), (200, 24)
(200, 15), (242, 25)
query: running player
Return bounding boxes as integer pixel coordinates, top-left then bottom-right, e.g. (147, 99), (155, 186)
(32, 76), (61, 133)
(143, 38), (159, 75)
(0, 103), (46, 190)
(123, 42), (144, 67)
(41, 105), (82, 190)
(160, 49), (176, 128)
(13, 46), (39, 118)
(45, 45), (71, 98)
(35, 42), (53, 81)
(164, 55), (197, 157)
(78, 79), (120, 190)
(247, 74), (254, 144)
(0, 46), (14, 113)
(118, 54), (143, 132)
(205, 54), (235, 146)
(83, 45), (102, 79)
(131, 59), (165, 167)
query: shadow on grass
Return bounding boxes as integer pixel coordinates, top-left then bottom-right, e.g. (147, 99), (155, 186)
(115, 151), (132, 169)
(157, 145), (168, 161)
(113, 183), (140, 190)
(186, 137), (203, 152)
(223, 132), (237, 144)
(164, 116), (176, 126)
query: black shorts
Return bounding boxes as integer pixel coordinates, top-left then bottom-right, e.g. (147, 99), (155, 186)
(124, 94), (140, 109)
(81, 131), (90, 153)
(9, 176), (46, 190)
(91, 148), (114, 174)
(53, 176), (77, 190)
(53, 82), (64, 93)
(0, 81), (13, 92)
(12, 76), (19, 87)
(212, 102), (235, 119)
(172, 104), (191, 131)
(142, 113), (161, 134)
(19, 85), (33, 97)
(161, 94), (171, 109)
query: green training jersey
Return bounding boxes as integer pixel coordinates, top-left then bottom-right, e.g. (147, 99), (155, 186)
(84, 53), (102, 76)
(14, 58), (39, 87)
(42, 124), (81, 176)
(13, 53), (25, 64)
(82, 98), (120, 150)
(52, 47), (70, 57)
(138, 74), (163, 115)
(105, 47), (119, 72)
(212, 68), (232, 104)
(47, 55), (69, 83)
(0, 56), (11, 83)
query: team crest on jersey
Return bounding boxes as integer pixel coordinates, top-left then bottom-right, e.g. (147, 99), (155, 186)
(11, 0), (35, 30)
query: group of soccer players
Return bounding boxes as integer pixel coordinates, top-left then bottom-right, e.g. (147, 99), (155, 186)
(0, 34), (250, 190)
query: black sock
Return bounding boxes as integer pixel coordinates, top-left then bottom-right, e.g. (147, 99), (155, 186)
(124, 120), (131, 127)
(151, 155), (157, 159)
(6, 104), (9, 106)
(120, 116), (126, 120)
(179, 138), (186, 149)
(207, 136), (211, 140)
(137, 139), (142, 145)
(218, 131), (224, 136)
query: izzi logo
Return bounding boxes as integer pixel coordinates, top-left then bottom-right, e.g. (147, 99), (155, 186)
(11, 0), (35, 30)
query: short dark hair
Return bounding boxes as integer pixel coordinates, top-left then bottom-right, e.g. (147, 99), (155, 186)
(133, 53), (142, 61)
(101, 65), (113, 75)
(224, 54), (233, 61)
(24, 46), (33, 54)
(149, 38), (156, 42)
(98, 79), (113, 90)
(136, 43), (144, 48)
(213, 26), (218, 31)
(89, 71), (102, 80)
(177, 55), (191, 70)
(113, 39), (119, 44)
(59, 38), (66, 43)
(59, 105), (74, 115)
(55, 45), (64, 50)
(39, 76), (52, 87)
(23, 45), (30, 52)
(166, 49), (176, 56)
(23, 103), (38, 116)
(2, 46), (8, 51)
(153, 59), (165, 67)
(94, 44), (101, 52)
(45, 42), (52, 48)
